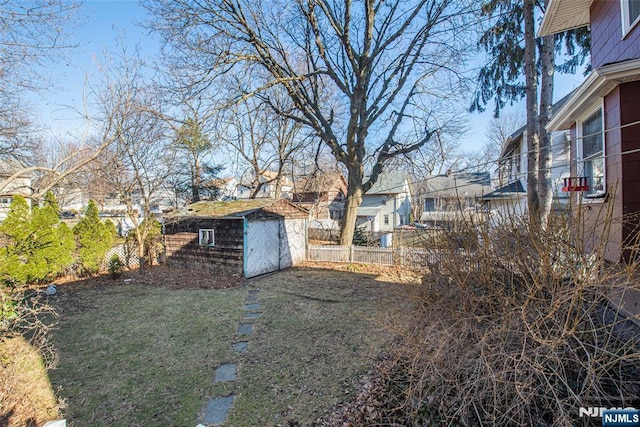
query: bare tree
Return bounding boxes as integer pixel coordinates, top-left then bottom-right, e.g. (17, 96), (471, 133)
(0, 1), (88, 198)
(219, 83), (306, 199)
(89, 44), (174, 261)
(0, 1), (80, 160)
(462, 112), (524, 174)
(144, 0), (475, 245)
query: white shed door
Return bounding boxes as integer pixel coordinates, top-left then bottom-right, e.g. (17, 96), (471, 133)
(245, 219), (280, 278)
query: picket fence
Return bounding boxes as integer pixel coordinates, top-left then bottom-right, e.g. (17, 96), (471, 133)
(307, 245), (445, 268)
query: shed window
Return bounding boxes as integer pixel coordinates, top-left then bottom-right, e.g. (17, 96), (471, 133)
(199, 229), (215, 247)
(383, 214), (389, 225)
(622, 0), (640, 36)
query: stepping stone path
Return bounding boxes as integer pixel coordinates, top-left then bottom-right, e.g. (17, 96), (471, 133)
(199, 288), (262, 426)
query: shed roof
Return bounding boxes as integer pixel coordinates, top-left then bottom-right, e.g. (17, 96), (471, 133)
(164, 198), (308, 221)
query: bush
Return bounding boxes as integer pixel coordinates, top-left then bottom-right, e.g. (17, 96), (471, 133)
(0, 194), (74, 286)
(359, 206), (640, 426)
(73, 200), (115, 275)
(108, 254), (124, 279)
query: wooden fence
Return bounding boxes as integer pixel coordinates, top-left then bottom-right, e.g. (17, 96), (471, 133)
(307, 245), (444, 268)
(307, 245), (480, 271)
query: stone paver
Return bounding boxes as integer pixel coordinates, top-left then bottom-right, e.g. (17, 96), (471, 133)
(204, 395), (235, 425)
(200, 289), (262, 425)
(243, 311), (262, 320)
(214, 363), (237, 382)
(236, 322), (254, 336)
(233, 341), (249, 353)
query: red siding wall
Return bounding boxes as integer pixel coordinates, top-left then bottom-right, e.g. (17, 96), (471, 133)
(570, 88), (625, 262)
(591, 0), (640, 68)
(620, 81), (640, 258)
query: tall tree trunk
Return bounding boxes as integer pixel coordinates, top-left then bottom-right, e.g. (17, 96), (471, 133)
(340, 169), (364, 246)
(538, 33), (555, 227)
(192, 155), (201, 202)
(524, 0), (540, 227)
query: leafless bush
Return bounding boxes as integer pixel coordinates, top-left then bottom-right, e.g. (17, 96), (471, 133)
(1, 287), (58, 368)
(369, 204), (640, 426)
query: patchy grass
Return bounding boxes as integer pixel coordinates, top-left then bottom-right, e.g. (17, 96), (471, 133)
(48, 279), (245, 426)
(0, 335), (61, 426)
(45, 265), (410, 426)
(225, 267), (407, 426)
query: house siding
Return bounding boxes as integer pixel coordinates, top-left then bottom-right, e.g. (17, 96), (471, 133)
(620, 81), (640, 258)
(591, 0), (640, 68)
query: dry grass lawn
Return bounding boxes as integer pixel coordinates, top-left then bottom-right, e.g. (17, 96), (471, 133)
(2, 264), (415, 426)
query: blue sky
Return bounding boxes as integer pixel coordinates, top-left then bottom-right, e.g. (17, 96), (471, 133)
(34, 0), (586, 155)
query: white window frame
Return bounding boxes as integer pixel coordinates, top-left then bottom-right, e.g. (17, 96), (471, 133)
(198, 229), (215, 247)
(576, 101), (606, 199)
(621, 0), (640, 38)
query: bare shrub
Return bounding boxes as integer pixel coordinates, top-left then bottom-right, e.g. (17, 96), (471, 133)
(370, 203), (640, 426)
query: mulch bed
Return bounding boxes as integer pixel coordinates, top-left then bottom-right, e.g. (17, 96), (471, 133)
(51, 264), (246, 291)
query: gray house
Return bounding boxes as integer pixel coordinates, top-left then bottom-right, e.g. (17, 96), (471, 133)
(418, 171), (491, 229)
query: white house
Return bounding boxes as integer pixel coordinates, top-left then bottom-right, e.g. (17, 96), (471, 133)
(482, 94), (574, 219)
(236, 170), (294, 199)
(210, 177), (239, 200)
(356, 173), (412, 232)
(0, 161), (32, 222)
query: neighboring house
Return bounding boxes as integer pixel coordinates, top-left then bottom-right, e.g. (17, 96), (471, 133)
(292, 172), (347, 221)
(236, 170), (294, 199)
(356, 173), (412, 232)
(419, 171), (491, 229)
(539, 0), (640, 263)
(482, 96), (573, 218)
(0, 161), (32, 222)
(163, 199), (308, 278)
(210, 177), (239, 200)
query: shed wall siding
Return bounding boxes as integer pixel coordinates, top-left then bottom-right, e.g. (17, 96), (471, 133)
(164, 219), (244, 273)
(280, 218), (307, 267)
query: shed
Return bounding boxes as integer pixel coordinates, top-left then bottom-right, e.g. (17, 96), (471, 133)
(163, 199), (308, 278)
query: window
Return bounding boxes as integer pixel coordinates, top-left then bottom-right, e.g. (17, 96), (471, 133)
(0, 197), (12, 204)
(424, 198), (435, 212)
(578, 107), (605, 197)
(383, 214), (389, 225)
(621, 0), (640, 36)
(199, 229), (215, 247)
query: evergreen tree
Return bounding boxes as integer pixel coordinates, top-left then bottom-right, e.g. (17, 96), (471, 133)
(31, 193), (75, 280)
(0, 194), (75, 285)
(73, 200), (114, 275)
(0, 196), (32, 285)
(472, 0), (590, 227)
